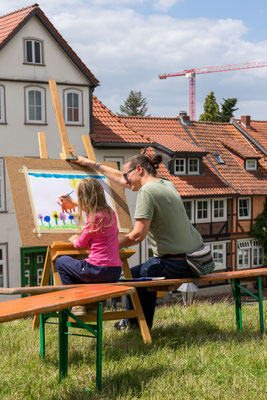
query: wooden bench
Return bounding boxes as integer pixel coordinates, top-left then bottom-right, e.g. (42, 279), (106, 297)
(0, 284), (134, 391)
(2, 268), (266, 334)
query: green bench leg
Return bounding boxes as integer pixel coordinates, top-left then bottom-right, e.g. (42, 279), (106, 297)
(96, 302), (103, 391)
(40, 314), (45, 359)
(257, 277), (264, 334)
(232, 278), (242, 331)
(58, 309), (69, 382)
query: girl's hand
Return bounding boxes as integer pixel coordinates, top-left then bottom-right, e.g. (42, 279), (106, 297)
(68, 234), (79, 244)
(59, 194), (75, 203)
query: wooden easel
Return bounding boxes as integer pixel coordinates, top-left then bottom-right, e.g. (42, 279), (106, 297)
(33, 80), (151, 344)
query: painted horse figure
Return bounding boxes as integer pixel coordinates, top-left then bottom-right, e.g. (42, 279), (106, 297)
(58, 200), (77, 214)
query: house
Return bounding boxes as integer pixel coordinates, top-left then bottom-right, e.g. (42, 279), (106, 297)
(0, 4), (99, 293)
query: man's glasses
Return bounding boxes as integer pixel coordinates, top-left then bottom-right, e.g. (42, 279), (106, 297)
(123, 167), (136, 182)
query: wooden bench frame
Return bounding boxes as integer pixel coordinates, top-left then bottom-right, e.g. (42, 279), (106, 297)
(2, 268), (267, 334)
(0, 285), (134, 391)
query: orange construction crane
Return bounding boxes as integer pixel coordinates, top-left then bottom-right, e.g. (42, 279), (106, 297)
(159, 61), (267, 120)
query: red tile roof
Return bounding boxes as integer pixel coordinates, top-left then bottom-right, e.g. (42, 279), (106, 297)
(234, 119), (267, 159)
(0, 4), (99, 86)
(220, 137), (260, 159)
(119, 115), (190, 141)
(185, 121), (267, 196)
(151, 134), (205, 153)
(92, 96), (150, 145)
(93, 105), (267, 197)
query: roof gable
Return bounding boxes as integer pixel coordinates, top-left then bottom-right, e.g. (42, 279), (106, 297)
(0, 4), (99, 86)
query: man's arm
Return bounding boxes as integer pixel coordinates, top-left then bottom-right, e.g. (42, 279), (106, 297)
(119, 219), (151, 248)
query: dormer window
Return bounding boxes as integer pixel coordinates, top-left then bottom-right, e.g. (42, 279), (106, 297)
(175, 158), (186, 175)
(245, 159), (257, 171)
(188, 158), (199, 174)
(24, 39), (44, 65)
(174, 157), (200, 175)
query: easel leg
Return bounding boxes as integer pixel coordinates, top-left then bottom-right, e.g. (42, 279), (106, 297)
(96, 302), (103, 391)
(58, 309), (69, 382)
(121, 259), (152, 344)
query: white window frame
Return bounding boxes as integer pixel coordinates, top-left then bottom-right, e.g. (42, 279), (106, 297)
(104, 156), (124, 171)
(196, 199), (210, 222)
(25, 86), (45, 124)
(245, 159), (257, 171)
(238, 197), (251, 220)
(183, 200), (194, 223)
(0, 244), (8, 287)
(237, 239), (251, 270)
(174, 158), (186, 175)
(252, 239), (264, 267)
(0, 158), (6, 212)
(212, 198), (227, 221)
(0, 85), (5, 123)
(24, 39), (43, 64)
(209, 241), (228, 270)
(188, 158), (199, 174)
(64, 89), (83, 125)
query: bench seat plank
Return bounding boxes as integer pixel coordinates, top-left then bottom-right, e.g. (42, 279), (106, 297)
(0, 285), (134, 323)
(1, 268), (266, 295)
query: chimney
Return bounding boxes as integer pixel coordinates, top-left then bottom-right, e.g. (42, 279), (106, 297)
(179, 111), (190, 124)
(241, 115), (251, 128)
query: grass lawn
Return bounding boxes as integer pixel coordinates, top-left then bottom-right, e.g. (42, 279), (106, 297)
(0, 299), (266, 400)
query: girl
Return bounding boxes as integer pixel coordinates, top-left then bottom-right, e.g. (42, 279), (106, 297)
(56, 177), (122, 316)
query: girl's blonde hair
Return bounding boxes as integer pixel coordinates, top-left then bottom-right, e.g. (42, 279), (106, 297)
(77, 177), (113, 232)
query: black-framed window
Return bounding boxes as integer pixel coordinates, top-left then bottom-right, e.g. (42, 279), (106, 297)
(25, 39), (43, 64)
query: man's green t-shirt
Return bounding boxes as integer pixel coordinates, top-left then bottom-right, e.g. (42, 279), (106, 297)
(134, 179), (203, 257)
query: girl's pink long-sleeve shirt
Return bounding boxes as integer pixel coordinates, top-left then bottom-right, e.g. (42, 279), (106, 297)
(73, 209), (122, 267)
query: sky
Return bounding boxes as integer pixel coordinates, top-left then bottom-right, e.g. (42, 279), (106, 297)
(1, 0), (267, 120)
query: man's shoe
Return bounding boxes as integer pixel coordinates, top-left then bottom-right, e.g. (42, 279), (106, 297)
(114, 319), (135, 331)
(71, 305), (88, 316)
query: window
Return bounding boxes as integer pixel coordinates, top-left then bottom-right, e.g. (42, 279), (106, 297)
(196, 199), (210, 222)
(246, 159), (257, 171)
(210, 242), (227, 270)
(0, 244), (8, 287)
(0, 85), (5, 123)
(238, 198), (251, 219)
(24, 39), (43, 64)
(252, 240), (264, 267)
(188, 158), (199, 174)
(213, 153), (225, 164)
(174, 158), (186, 175)
(25, 87), (45, 124)
(237, 240), (251, 269)
(212, 199), (227, 221)
(183, 200), (194, 222)
(64, 89), (83, 125)
(104, 156), (124, 171)
(236, 239), (263, 269)
(0, 159), (6, 212)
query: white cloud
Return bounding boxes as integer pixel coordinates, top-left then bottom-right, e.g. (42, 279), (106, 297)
(1, 1), (267, 119)
(153, 0), (182, 12)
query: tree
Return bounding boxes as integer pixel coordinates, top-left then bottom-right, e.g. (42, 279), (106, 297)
(120, 90), (149, 116)
(199, 91), (220, 122)
(220, 98), (238, 122)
